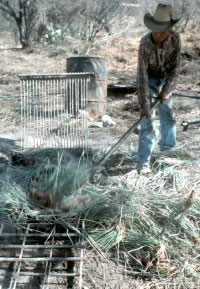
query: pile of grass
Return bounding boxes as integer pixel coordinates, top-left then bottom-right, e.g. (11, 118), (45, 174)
(0, 146), (199, 284)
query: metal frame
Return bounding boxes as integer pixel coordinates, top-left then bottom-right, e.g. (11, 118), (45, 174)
(19, 73), (94, 150)
(0, 221), (85, 289)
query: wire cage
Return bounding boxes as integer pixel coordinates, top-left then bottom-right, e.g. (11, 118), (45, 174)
(19, 73), (93, 150)
(0, 221), (85, 289)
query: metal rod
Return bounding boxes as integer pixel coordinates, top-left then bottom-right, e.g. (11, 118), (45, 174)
(84, 79), (89, 149)
(70, 77), (73, 148)
(173, 92), (200, 99)
(0, 272), (79, 277)
(182, 118), (200, 131)
(32, 78), (35, 147)
(19, 73), (94, 81)
(79, 222), (85, 289)
(94, 99), (160, 169)
(63, 78), (66, 148)
(75, 78), (78, 148)
(0, 223), (4, 234)
(0, 233), (77, 237)
(20, 80), (23, 148)
(10, 223), (30, 289)
(27, 79), (30, 147)
(72, 78), (75, 148)
(0, 245), (84, 249)
(57, 79), (64, 148)
(14, 222), (69, 225)
(182, 118), (200, 125)
(0, 257), (83, 262)
(55, 77), (59, 148)
(41, 226), (55, 288)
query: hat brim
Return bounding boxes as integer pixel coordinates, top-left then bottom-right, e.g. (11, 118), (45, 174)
(144, 13), (180, 32)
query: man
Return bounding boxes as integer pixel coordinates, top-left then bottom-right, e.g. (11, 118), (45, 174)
(136, 3), (181, 173)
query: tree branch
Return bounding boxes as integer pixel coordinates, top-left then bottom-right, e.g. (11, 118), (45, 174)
(0, 1), (18, 20)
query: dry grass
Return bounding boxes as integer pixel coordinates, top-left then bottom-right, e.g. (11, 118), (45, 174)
(0, 146), (199, 287)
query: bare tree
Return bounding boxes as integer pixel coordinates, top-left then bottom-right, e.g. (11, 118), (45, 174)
(0, 0), (41, 48)
(45, 0), (129, 53)
(76, 0), (121, 41)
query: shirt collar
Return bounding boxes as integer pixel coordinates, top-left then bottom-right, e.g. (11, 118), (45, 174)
(150, 32), (171, 49)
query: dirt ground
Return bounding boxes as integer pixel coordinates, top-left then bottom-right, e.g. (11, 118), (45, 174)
(0, 27), (200, 288)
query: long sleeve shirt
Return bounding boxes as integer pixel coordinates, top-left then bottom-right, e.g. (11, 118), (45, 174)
(137, 30), (181, 107)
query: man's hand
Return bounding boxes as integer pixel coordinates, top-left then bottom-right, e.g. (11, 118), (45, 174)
(158, 90), (169, 103)
(140, 104), (150, 119)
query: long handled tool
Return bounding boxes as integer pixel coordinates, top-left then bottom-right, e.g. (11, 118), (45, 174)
(31, 99), (160, 207)
(90, 98), (160, 173)
(92, 83), (200, 169)
(172, 92), (200, 99)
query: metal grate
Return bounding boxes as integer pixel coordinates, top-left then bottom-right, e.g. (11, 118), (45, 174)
(0, 221), (85, 289)
(19, 73), (94, 150)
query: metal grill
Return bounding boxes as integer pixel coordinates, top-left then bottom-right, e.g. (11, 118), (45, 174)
(19, 73), (93, 150)
(0, 221), (85, 289)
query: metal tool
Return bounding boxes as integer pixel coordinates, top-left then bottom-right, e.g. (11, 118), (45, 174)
(182, 118), (200, 131)
(173, 92), (200, 99)
(12, 99), (161, 208)
(91, 98), (160, 172)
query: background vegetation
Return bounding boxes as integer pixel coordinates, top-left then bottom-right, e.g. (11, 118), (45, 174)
(0, 0), (200, 51)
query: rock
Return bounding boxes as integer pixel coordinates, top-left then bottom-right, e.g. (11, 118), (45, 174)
(101, 115), (116, 127)
(89, 122), (103, 128)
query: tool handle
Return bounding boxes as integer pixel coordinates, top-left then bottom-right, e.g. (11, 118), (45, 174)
(173, 92), (200, 99)
(93, 99), (160, 170)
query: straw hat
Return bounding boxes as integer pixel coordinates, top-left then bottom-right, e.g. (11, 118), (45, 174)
(144, 4), (180, 32)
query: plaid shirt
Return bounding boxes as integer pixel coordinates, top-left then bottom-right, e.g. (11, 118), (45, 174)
(137, 30), (181, 106)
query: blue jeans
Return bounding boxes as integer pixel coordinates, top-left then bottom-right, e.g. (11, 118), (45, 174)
(136, 78), (176, 165)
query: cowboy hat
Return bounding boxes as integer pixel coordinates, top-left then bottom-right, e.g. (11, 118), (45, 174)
(144, 3), (180, 32)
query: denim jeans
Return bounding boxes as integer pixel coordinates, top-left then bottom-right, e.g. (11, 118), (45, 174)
(136, 77), (176, 165)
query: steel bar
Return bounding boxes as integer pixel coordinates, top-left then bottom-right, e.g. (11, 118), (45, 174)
(0, 257), (83, 262)
(0, 223), (4, 234)
(3, 86), (200, 99)
(182, 118), (200, 131)
(94, 99), (160, 169)
(107, 84), (200, 99)
(9, 223), (30, 289)
(0, 272), (79, 277)
(19, 73), (94, 81)
(0, 244), (84, 249)
(14, 222), (73, 225)
(41, 226), (55, 289)
(182, 119), (200, 125)
(0, 232), (77, 237)
(79, 222), (85, 289)
(173, 92), (200, 99)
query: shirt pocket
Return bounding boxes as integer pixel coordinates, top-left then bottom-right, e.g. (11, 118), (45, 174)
(165, 50), (175, 61)
(148, 54), (158, 71)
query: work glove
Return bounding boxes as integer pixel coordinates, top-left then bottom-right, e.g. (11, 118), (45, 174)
(158, 90), (169, 103)
(140, 103), (150, 119)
